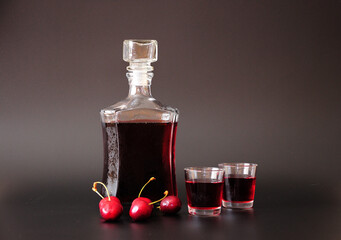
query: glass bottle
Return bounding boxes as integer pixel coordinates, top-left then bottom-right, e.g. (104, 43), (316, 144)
(100, 40), (179, 203)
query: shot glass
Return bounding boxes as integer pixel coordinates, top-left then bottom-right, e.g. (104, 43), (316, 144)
(218, 163), (257, 209)
(184, 167), (224, 216)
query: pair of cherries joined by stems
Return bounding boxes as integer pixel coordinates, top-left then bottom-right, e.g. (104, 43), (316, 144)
(92, 177), (181, 221)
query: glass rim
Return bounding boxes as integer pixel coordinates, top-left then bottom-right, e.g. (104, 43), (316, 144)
(184, 167), (224, 172)
(218, 163), (258, 168)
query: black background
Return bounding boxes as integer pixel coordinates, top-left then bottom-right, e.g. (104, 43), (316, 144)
(0, 1), (340, 239)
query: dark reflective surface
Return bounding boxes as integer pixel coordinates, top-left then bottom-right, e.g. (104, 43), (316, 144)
(1, 182), (340, 240)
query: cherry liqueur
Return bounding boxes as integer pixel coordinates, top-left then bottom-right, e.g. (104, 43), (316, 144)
(100, 40), (179, 203)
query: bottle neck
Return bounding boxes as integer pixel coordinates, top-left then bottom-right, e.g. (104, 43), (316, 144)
(126, 62), (153, 97)
(128, 84), (152, 97)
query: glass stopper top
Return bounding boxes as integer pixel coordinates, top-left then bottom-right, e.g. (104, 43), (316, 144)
(123, 40), (158, 63)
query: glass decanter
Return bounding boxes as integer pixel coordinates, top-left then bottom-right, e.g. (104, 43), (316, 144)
(100, 40), (179, 203)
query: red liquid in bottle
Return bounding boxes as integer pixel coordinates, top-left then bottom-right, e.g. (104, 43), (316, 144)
(102, 122), (177, 203)
(185, 181), (223, 209)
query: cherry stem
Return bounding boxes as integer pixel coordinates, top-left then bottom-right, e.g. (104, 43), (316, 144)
(138, 177), (156, 198)
(92, 182), (111, 201)
(149, 191), (168, 205)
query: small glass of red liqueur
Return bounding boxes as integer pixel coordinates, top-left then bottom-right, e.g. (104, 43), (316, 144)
(218, 163), (258, 209)
(184, 167), (224, 216)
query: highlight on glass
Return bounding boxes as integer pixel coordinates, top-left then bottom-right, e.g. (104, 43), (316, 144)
(218, 163), (257, 209)
(184, 167), (224, 216)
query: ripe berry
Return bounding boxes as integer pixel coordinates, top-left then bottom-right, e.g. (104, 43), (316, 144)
(92, 182), (123, 221)
(129, 198), (153, 221)
(129, 177), (168, 221)
(99, 197), (123, 221)
(160, 196), (182, 214)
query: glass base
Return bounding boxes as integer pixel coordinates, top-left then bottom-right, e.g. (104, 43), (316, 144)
(188, 206), (221, 216)
(222, 200), (254, 209)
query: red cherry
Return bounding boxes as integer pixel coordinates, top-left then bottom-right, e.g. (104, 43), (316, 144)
(129, 198), (153, 221)
(92, 182), (123, 221)
(134, 197), (153, 211)
(99, 197), (123, 221)
(131, 197), (154, 211)
(131, 177), (155, 217)
(160, 196), (182, 214)
(129, 191), (168, 221)
(129, 177), (169, 221)
(99, 196), (121, 209)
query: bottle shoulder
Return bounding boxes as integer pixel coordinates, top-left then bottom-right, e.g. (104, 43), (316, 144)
(100, 97), (179, 123)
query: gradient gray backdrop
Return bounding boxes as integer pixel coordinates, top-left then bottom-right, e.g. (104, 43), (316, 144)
(0, 0), (340, 204)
